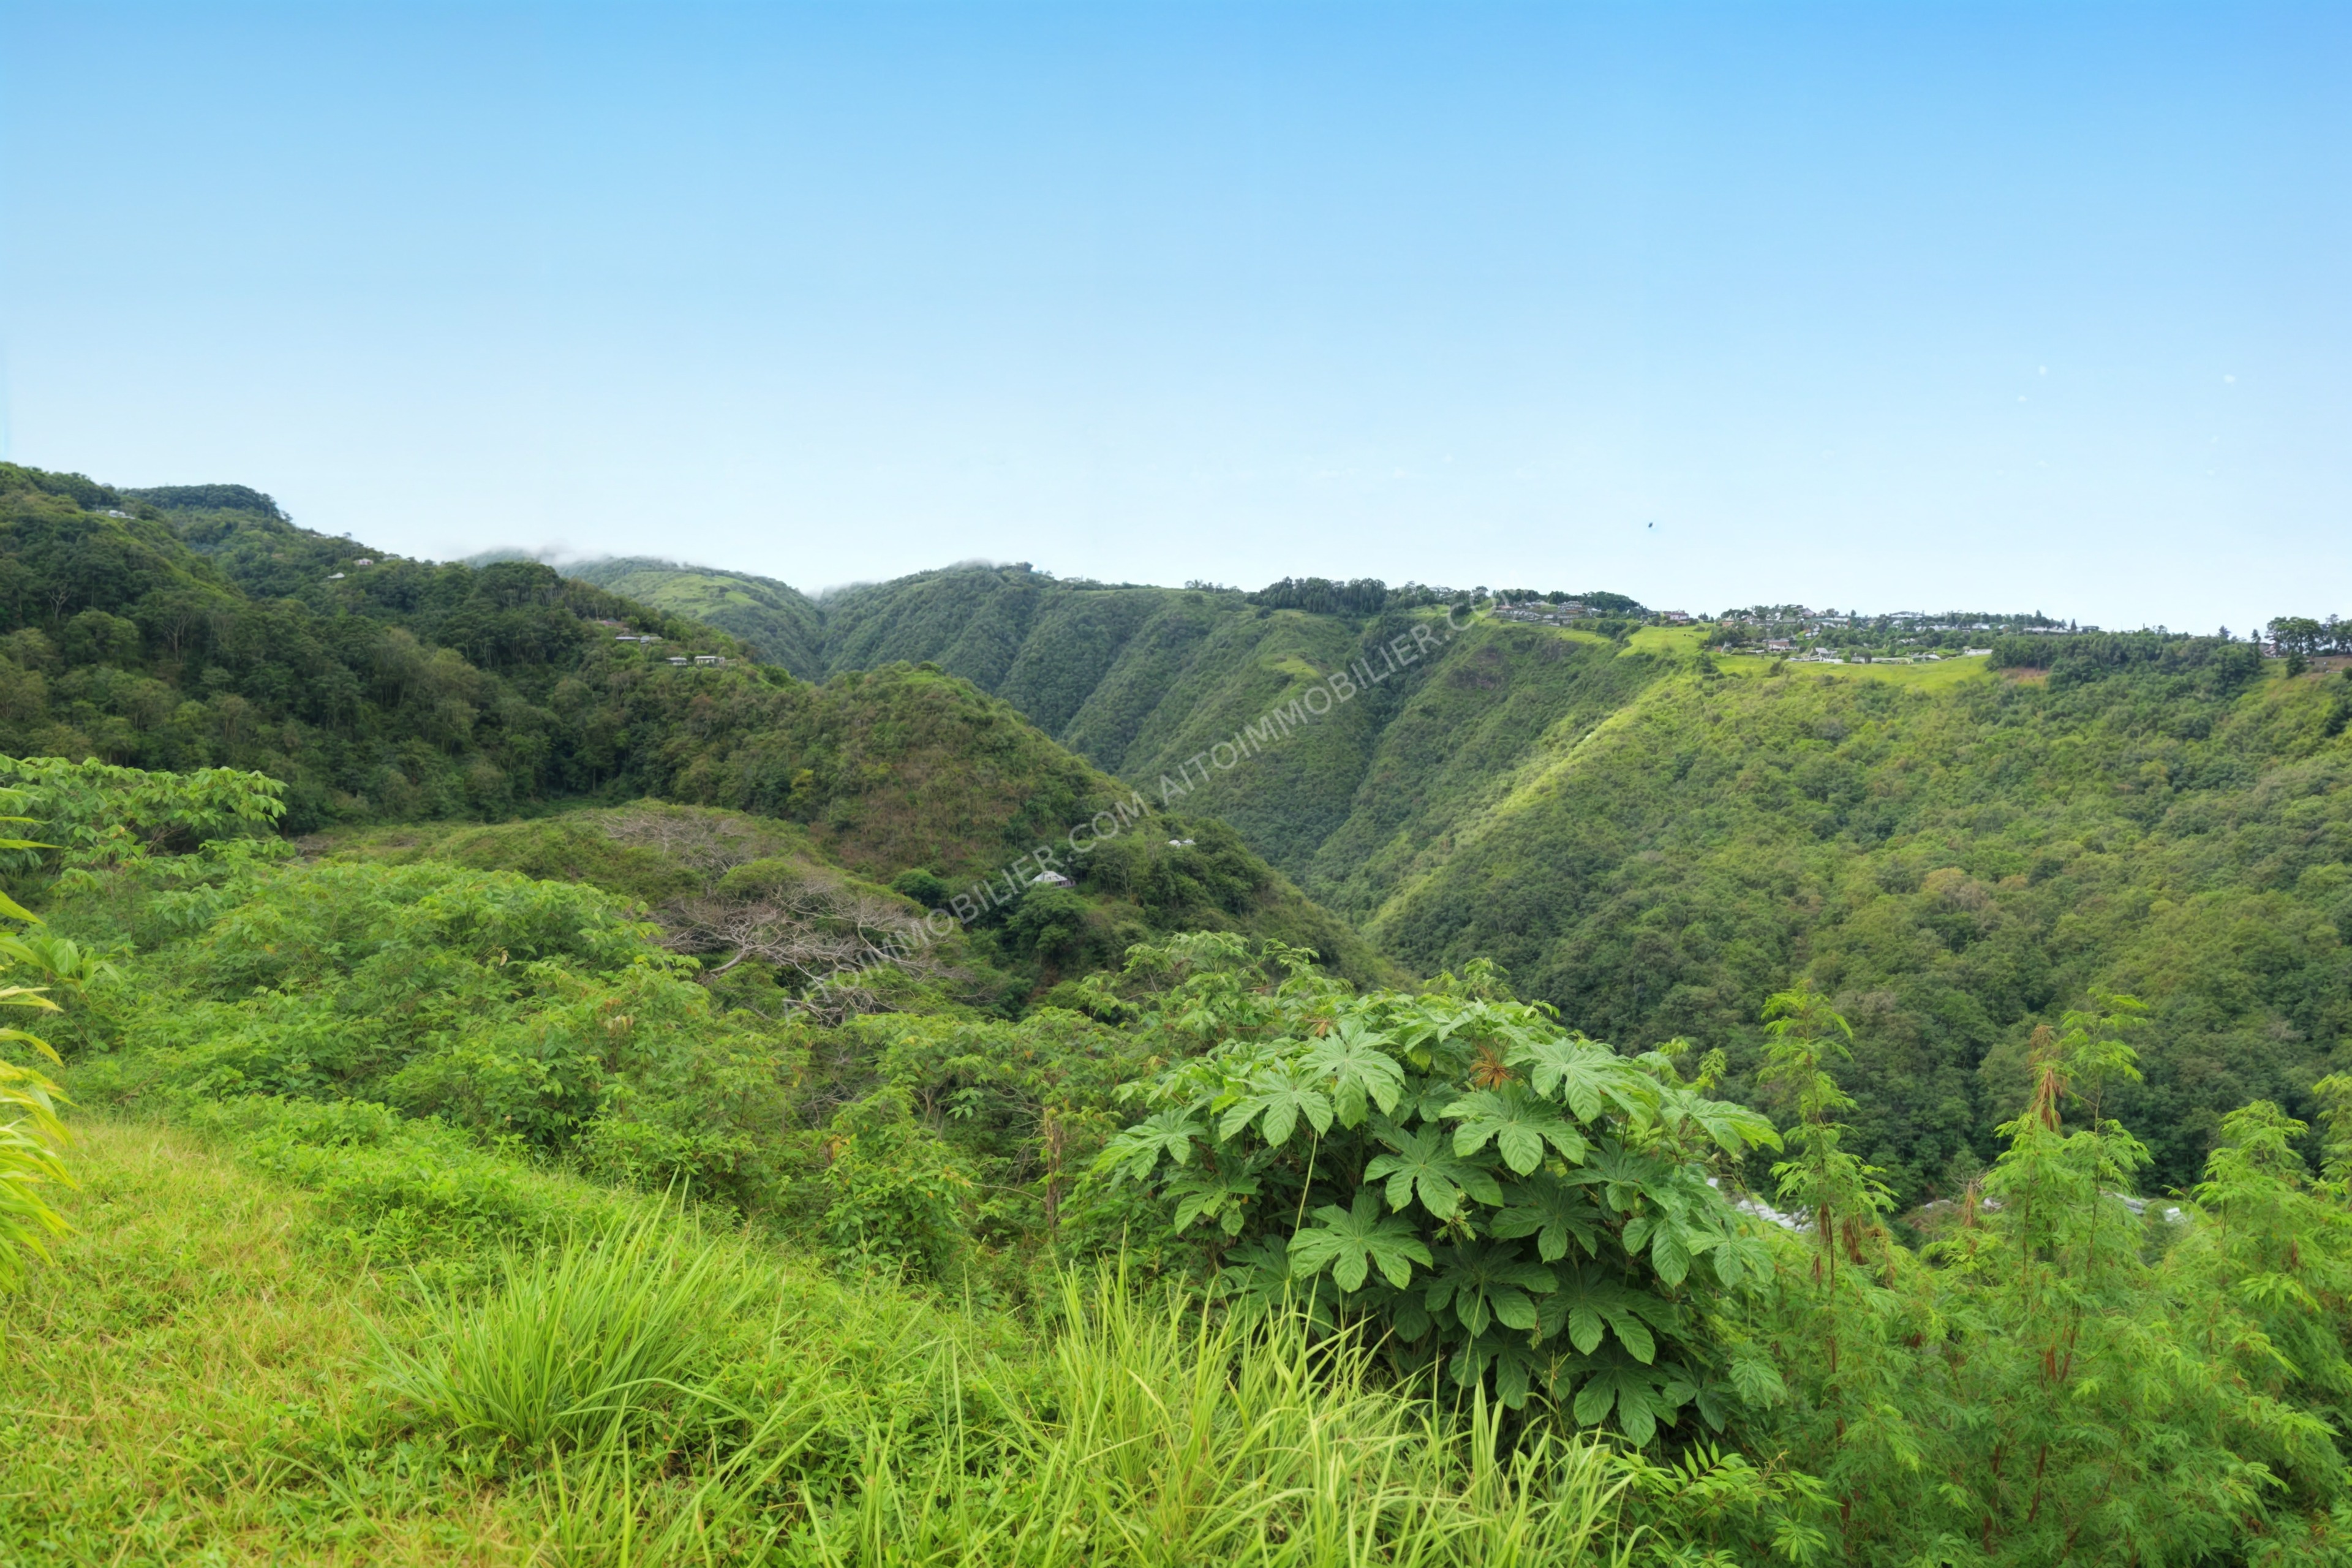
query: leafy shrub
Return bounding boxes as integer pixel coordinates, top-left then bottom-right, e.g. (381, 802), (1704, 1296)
(889, 867), (952, 909)
(0, 754), (284, 887)
(1098, 958), (1782, 1435)
(0, 1011), (71, 1289)
(820, 1088), (973, 1282)
(0, 803), (81, 1287)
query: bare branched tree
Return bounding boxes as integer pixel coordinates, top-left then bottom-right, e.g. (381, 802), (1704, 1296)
(662, 872), (957, 1023)
(596, 803), (959, 1021)
(596, 805), (772, 890)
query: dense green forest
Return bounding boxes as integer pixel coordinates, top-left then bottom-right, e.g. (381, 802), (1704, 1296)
(1372, 637), (2352, 1200)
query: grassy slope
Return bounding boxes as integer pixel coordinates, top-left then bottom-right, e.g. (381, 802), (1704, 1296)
(4, 1117), (1621, 1566)
(0, 1118), (518, 1561)
(0, 1116), (1016, 1565)
(308, 789), (1389, 990)
(309, 802), (831, 907)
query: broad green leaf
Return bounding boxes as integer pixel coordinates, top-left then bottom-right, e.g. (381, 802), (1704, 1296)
(1538, 1268), (1673, 1364)
(1649, 1223), (1692, 1286)
(1662, 1088), (1782, 1156)
(1490, 1172), (1601, 1262)
(1217, 1063), (1333, 1148)
(1580, 1139), (1681, 1216)
(1366, 1126), (1505, 1219)
(1215, 1236), (1303, 1317)
(1442, 1085), (1588, 1174)
(1570, 1356), (1687, 1445)
(1425, 1242), (1554, 1338)
(1302, 1020), (1406, 1126)
(1709, 1231), (1773, 1287)
(1727, 1350), (1787, 1408)
(1094, 1109), (1205, 1184)
(1509, 1034), (1653, 1122)
(1166, 1163), (1261, 1235)
(1448, 1332), (1542, 1411)
(1287, 1191), (1433, 1291)
(1493, 1341), (1532, 1408)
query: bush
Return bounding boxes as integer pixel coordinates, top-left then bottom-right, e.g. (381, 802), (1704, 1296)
(889, 867), (952, 909)
(820, 1088), (973, 1283)
(1096, 955), (1783, 1432)
(377, 1205), (757, 1451)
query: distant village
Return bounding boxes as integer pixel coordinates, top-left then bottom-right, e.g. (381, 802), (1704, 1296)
(1700, 606), (2056, 664)
(1483, 596), (2336, 666)
(591, 618), (732, 666)
(1487, 598), (2064, 663)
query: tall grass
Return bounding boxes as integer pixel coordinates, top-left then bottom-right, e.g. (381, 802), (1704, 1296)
(378, 1203), (757, 1451)
(529, 1265), (1634, 1566)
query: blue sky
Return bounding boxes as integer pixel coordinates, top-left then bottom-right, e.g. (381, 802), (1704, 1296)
(2, 2), (2345, 627)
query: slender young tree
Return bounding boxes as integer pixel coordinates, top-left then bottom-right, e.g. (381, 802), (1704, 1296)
(1754, 983), (1929, 1552)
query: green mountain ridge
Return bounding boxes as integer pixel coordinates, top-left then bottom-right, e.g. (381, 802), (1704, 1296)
(549, 559), (1665, 896)
(562, 556), (826, 678)
(0, 464), (1383, 1000)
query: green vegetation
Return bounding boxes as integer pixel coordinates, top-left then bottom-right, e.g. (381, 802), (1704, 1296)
(12, 762), (2352, 1563)
(0, 464), (1379, 999)
(565, 556), (824, 677)
(1373, 651), (2350, 1200)
(7, 463), (2352, 1561)
(7, 1118), (1640, 1566)
(551, 562), (1665, 881)
(1095, 944), (1782, 1431)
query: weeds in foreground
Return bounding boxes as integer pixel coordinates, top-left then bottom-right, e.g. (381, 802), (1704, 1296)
(377, 1202), (756, 1452)
(526, 1264), (1634, 1566)
(8, 1122), (1638, 1566)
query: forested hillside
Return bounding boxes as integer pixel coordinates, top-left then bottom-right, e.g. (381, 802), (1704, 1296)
(13, 466), (2349, 1198)
(0, 464), (1378, 992)
(564, 556), (826, 677)
(563, 559), (1664, 878)
(570, 555), (2351, 1204)
(1371, 639), (2352, 1199)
